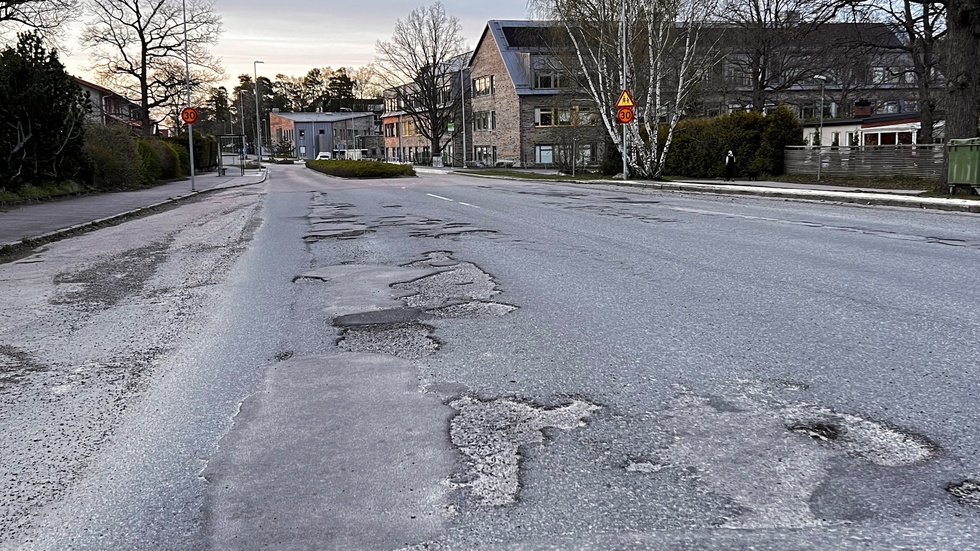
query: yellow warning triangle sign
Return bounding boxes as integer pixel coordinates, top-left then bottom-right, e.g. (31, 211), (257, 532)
(616, 89), (635, 108)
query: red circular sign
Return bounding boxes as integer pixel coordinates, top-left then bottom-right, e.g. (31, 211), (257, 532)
(616, 107), (634, 124)
(180, 107), (199, 124)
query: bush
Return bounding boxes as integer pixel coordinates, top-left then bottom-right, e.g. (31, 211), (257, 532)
(663, 108), (804, 179)
(137, 138), (162, 182)
(147, 139), (181, 179)
(305, 159), (416, 178)
(83, 124), (147, 190)
(166, 138), (191, 177)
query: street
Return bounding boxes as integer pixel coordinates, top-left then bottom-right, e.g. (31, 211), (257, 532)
(2, 163), (980, 549)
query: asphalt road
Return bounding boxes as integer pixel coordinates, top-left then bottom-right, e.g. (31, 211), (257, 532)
(2, 163), (979, 549)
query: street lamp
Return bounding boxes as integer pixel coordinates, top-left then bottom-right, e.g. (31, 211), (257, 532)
(239, 89), (247, 164)
(254, 60), (264, 169)
(814, 74), (828, 181)
(238, 89), (246, 135)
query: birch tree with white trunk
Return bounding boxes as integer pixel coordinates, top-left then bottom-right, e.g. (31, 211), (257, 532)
(531, 0), (722, 179)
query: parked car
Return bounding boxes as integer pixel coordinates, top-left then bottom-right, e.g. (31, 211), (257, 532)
(315, 152), (331, 160)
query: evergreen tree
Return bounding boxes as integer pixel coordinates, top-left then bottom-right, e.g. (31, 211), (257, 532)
(0, 32), (89, 190)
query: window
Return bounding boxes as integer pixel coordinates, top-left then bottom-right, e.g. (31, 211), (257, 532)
(534, 70), (562, 89)
(474, 111), (496, 131)
(535, 108), (555, 127)
(535, 144), (595, 166)
(474, 145), (496, 165)
(536, 106), (594, 127)
(402, 119), (416, 136)
(473, 75), (495, 97)
(576, 107), (598, 126)
(384, 123), (396, 137)
(535, 145), (554, 164)
(575, 144), (594, 164)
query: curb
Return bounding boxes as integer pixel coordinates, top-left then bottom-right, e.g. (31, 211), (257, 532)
(0, 170), (268, 252)
(455, 172), (980, 214)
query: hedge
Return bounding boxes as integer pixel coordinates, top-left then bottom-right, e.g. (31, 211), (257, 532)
(83, 124), (148, 190)
(662, 106), (804, 179)
(305, 159), (416, 178)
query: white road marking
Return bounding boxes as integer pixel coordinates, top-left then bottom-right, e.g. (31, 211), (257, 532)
(458, 202), (480, 209)
(426, 193), (454, 202)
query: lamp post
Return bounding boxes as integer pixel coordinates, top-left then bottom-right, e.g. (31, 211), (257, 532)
(254, 60), (264, 169)
(238, 89), (246, 135)
(814, 74), (828, 181)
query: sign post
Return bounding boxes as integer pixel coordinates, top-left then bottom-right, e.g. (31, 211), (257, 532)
(614, 89), (635, 178)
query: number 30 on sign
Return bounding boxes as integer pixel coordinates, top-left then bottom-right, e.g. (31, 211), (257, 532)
(180, 107), (199, 124)
(616, 107), (634, 124)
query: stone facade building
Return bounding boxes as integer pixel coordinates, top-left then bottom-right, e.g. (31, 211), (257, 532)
(467, 20), (606, 169)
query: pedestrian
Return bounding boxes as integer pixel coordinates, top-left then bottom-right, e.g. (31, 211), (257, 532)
(724, 150), (736, 181)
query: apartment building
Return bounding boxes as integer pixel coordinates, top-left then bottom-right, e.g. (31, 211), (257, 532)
(468, 20), (606, 169)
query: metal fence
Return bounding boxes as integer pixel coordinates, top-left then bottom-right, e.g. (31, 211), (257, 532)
(785, 145), (944, 179)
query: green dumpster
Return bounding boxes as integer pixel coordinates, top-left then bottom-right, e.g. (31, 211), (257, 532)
(947, 137), (980, 193)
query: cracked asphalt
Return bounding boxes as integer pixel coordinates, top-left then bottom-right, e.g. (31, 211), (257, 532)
(1, 163), (980, 549)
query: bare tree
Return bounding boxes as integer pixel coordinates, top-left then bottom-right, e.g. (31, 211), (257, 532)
(531, 0), (723, 179)
(0, 0), (78, 43)
(81, 0), (223, 135)
(713, 0), (844, 112)
(842, 1), (945, 143)
(349, 64), (384, 100)
(375, 2), (467, 162)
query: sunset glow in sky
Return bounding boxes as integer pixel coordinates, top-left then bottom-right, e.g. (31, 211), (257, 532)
(61, 0), (533, 89)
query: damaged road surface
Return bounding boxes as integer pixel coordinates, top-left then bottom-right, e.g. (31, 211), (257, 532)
(2, 163), (980, 549)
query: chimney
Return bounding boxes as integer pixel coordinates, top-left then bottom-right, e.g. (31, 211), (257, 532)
(853, 100), (872, 117)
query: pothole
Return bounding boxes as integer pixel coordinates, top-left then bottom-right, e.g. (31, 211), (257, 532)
(433, 229), (498, 239)
(947, 479), (980, 507)
(394, 252), (501, 310)
(304, 228), (374, 241)
(0, 345), (47, 388)
(788, 421), (843, 442)
(426, 301), (518, 319)
(784, 408), (938, 466)
(336, 322), (439, 360)
(624, 459), (667, 474)
(448, 395), (601, 506)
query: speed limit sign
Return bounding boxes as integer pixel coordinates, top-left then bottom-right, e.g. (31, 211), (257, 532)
(180, 107), (199, 124)
(616, 106), (634, 124)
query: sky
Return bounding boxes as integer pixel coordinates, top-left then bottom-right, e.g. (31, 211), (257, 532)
(62, 0), (534, 91)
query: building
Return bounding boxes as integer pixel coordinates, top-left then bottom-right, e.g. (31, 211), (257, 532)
(467, 20), (606, 169)
(75, 77), (140, 129)
(699, 22), (924, 121)
(802, 111), (944, 147)
(381, 52), (471, 167)
(268, 111), (379, 160)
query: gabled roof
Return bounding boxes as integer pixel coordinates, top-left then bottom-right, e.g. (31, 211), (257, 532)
(74, 76), (140, 109)
(271, 112), (374, 123)
(473, 20), (566, 95)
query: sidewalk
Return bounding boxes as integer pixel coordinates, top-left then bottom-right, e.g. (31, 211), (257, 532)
(444, 166), (980, 215)
(630, 178), (980, 213)
(0, 169), (267, 248)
